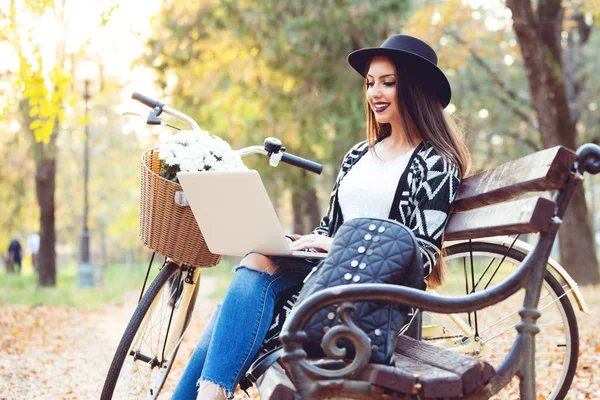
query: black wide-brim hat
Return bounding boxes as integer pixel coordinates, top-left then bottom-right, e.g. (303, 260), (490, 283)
(347, 34), (451, 108)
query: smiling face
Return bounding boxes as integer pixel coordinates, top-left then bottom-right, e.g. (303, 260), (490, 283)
(365, 56), (402, 126)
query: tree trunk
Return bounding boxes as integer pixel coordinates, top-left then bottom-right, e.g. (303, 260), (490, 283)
(35, 149), (57, 287)
(291, 170), (321, 234)
(560, 188), (598, 284)
(507, 0), (599, 285)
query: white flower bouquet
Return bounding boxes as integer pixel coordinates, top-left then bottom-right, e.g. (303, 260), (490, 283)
(157, 129), (247, 182)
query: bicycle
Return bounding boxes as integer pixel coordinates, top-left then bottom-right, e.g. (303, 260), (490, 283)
(100, 92), (323, 400)
(100, 93), (587, 400)
(427, 236), (584, 399)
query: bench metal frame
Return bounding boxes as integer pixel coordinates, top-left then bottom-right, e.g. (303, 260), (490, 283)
(278, 144), (600, 399)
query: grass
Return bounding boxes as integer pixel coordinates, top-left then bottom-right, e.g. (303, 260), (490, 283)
(0, 255), (240, 309)
(0, 262), (149, 309)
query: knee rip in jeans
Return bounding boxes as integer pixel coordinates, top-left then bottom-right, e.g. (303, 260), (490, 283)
(235, 264), (277, 276)
(237, 253), (279, 275)
(196, 379), (233, 400)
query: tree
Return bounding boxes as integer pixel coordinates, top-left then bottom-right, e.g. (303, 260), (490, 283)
(506, 0), (599, 285)
(404, 0), (599, 285)
(1, 0), (118, 286)
(145, 0), (410, 233)
(404, 0), (544, 168)
(0, 126), (38, 256)
(2, 0), (73, 286)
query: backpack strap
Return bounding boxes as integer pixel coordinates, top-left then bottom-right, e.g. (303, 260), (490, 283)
(240, 346), (284, 391)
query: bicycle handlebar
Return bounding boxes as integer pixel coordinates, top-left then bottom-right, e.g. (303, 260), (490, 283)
(281, 152), (323, 174)
(130, 92), (323, 175)
(132, 92), (164, 109)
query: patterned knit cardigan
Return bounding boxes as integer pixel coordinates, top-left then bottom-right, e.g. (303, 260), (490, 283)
(312, 140), (461, 279)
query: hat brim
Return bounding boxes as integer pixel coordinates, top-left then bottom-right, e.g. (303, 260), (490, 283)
(347, 47), (451, 108)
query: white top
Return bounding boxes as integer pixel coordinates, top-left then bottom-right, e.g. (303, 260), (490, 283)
(338, 143), (414, 221)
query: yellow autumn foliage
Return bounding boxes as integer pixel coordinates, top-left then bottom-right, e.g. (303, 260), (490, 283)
(404, 0), (475, 71)
(17, 47), (73, 143)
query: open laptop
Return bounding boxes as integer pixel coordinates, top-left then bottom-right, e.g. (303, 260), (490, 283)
(177, 170), (327, 259)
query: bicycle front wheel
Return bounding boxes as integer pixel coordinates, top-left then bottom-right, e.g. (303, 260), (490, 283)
(101, 261), (201, 400)
(426, 241), (578, 400)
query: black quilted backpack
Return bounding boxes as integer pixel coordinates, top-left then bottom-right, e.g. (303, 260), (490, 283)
(293, 217), (425, 365)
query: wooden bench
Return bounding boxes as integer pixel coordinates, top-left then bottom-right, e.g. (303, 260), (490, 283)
(253, 143), (600, 399)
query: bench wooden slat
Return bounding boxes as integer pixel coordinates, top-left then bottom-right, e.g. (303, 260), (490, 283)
(260, 358), (467, 399)
(357, 358), (417, 395)
(260, 337), (496, 399)
(395, 336), (496, 396)
(359, 354), (462, 398)
(394, 354), (463, 398)
(453, 146), (576, 212)
(445, 196), (555, 241)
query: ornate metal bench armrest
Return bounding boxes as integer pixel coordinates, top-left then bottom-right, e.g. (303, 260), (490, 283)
(285, 274), (524, 337)
(280, 275), (526, 397)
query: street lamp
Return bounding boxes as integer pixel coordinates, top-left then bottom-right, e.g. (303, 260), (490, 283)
(75, 57), (99, 288)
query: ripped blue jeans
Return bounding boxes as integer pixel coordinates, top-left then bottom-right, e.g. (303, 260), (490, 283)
(171, 257), (314, 399)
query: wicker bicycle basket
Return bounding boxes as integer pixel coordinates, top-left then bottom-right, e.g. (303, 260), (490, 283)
(139, 149), (222, 267)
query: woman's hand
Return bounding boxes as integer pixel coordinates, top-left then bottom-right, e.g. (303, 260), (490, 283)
(289, 234), (333, 253)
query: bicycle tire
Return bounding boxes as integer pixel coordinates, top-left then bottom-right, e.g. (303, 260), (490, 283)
(431, 241), (579, 400)
(100, 261), (199, 400)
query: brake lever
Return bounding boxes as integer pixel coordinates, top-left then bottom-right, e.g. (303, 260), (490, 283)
(121, 111), (147, 121)
(121, 111), (181, 131)
(122, 110), (161, 126)
(147, 109), (162, 125)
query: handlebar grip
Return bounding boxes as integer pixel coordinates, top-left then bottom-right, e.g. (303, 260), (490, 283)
(280, 152), (323, 175)
(132, 92), (163, 109)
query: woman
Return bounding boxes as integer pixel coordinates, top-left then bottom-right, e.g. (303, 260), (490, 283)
(172, 34), (470, 400)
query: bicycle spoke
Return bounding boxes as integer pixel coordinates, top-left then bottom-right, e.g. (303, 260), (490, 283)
(462, 257), (472, 326)
(481, 342), (509, 358)
(480, 297), (566, 345)
(468, 241), (480, 339)
(537, 320), (566, 329)
(478, 305), (521, 335)
(472, 288), (568, 343)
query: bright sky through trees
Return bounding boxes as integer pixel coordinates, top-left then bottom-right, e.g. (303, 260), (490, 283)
(0, 0), (161, 98)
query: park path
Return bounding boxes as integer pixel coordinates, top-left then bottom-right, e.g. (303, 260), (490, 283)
(0, 276), (241, 400)
(0, 292), (144, 399)
(0, 280), (598, 399)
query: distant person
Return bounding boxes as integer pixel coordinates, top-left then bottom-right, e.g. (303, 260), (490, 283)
(7, 237), (23, 274)
(26, 232), (40, 272)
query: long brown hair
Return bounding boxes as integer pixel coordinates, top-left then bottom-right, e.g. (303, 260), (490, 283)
(364, 57), (471, 287)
